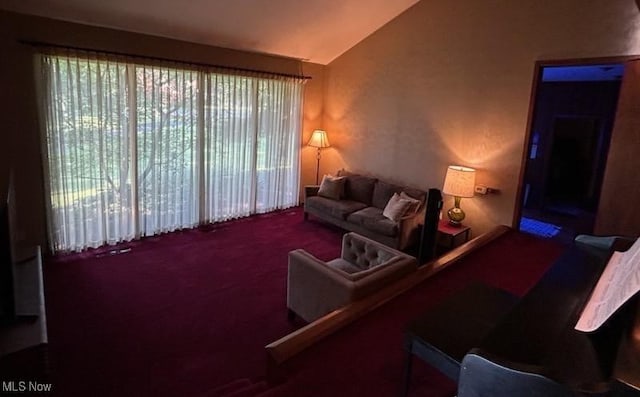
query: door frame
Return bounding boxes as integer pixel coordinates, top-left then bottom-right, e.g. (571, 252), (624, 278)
(512, 55), (640, 229)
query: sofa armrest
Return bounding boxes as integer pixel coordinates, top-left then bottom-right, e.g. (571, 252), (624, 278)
(304, 185), (320, 199)
(396, 209), (425, 250)
(287, 249), (355, 322)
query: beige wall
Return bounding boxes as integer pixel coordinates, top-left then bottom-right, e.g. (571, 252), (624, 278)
(322, 0), (640, 237)
(300, 62), (325, 192)
(0, 10), (319, 250)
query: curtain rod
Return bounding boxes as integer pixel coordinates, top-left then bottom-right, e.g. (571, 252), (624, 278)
(20, 40), (312, 81)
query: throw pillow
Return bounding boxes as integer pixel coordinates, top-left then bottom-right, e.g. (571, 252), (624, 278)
(400, 191), (422, 215)
(318, 175), (345, 200)
(382, 193), (412, 221)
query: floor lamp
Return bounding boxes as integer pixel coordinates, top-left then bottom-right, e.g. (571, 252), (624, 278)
(307, 129), (331, 184)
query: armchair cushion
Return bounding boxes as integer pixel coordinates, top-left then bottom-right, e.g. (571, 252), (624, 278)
(326, 258), (362, 274)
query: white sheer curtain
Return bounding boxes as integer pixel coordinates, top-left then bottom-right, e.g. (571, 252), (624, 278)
(254, 78), (302, 213)
(202, 73), (302, 221)
(39, 51), (304, 252)
(40, 55), (136, 251)
(136, 65), (200, 236)
(202, 73), (257, 221)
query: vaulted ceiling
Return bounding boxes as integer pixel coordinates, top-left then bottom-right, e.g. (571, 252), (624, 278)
(0, 0), (420, 64)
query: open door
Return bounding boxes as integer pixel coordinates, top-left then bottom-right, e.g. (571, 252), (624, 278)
(516, 61), (623, 242)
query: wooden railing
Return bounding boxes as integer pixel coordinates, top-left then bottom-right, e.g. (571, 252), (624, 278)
(265, 225), (510, 379)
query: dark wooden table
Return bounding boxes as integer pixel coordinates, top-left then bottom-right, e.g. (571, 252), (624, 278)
(402, 282), (517, 396)
(437, 220), (471, 252)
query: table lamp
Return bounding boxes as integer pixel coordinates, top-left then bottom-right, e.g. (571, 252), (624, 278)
(442, 165), (476, 226)
(307, 129), (331, 184)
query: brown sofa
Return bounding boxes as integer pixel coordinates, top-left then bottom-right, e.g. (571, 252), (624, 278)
(304, 170), (425, 250)
(287, 232), (417, 322)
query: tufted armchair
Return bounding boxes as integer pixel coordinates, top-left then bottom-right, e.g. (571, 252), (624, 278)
(287, 232), (417, 322)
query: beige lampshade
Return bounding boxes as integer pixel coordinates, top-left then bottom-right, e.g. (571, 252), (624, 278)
(307, 129), (330, 148)
(442, 165), (476, 198)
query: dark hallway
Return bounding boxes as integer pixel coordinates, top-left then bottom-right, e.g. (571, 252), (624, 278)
(519, 64), (623, 244)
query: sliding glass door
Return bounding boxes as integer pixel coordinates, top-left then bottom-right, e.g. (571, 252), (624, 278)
(136, 66), (201, 236)
(254, 78), (302, 213)
(201, 74), (302, 221)
(39, 51), (303, 252)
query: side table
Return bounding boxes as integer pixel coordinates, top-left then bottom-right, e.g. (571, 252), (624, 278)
(437, 219), (471, 252)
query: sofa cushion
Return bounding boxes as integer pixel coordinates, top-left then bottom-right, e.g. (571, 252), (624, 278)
(402, 188), (426, 204)
(338, 170), (376, 205)
(372, 180), (403, 209)
(383, 193), (412, 221)
(346, 207), (398, 237)
(306, 196), (368, 220)
(318, 175), (345, 200)
(372, 180), (426, 210)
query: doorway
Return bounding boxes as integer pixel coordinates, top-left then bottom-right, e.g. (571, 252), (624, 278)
(518, 63), (623, 243)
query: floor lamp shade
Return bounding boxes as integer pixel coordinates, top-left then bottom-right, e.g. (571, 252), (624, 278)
(307, 129), (330, 149)
(307, 130), (330, 184)
(442, 165), (476, 226)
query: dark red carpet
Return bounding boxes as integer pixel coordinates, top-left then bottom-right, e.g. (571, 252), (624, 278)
(44, 208), (342, 396)
(40, 208), (565, 396)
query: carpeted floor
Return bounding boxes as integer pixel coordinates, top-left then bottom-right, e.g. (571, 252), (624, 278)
(40, 208), (565, 396)
(44, 207), (343, 396)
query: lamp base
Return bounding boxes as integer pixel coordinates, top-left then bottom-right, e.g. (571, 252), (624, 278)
(447, 206), (465, 227)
